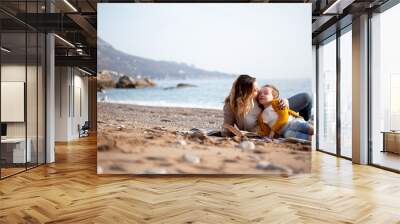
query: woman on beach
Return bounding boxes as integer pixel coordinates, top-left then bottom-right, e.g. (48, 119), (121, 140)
(222, 74), (312, 137)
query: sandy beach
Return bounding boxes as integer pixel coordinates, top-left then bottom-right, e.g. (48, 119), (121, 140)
(97, 102), (311, 175)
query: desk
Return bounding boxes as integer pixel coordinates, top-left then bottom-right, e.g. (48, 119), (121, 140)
(382, 131), (400, 155)
(1, 138), (31, 163)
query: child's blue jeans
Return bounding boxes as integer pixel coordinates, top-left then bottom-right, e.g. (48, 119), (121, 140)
(281, 118), (311, 140)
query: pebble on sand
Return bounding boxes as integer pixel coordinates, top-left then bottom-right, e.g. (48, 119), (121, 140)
(144, 168), (168, 174)
(153, 126), (168, 131)
(110, 164), (125, 171)
(183, 153), (201, 164)
(190, 129), (207, 140)
(256, 161), (293, 175)
(176, 140), (187, 146)
(144, 134), (154, 139)
(239, 141), (255, 150)
(117, 125), (126, 131)
(272, 139), (284, 144)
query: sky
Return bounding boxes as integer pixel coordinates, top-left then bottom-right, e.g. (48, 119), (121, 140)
(98, 3), (312, 79)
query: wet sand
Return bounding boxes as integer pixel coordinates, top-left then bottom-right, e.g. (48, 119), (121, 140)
(97, 102), (311, 175)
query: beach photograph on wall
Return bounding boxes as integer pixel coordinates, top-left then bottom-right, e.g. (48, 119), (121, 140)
(97, 3), (314, 175)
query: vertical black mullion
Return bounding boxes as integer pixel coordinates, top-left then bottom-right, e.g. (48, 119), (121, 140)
(36, 0), (39, 167)
(336, 30), (341, 157)
(44, 31), (47, 164)
(73, 68), (75, 118)
(0, 27), (2, 179)
(44, 0), (48, 165)
(69, 69), (71, 118)
(316, 45), (320, 150)
(367, 11), (373, 165)
(25, 0), (28, 171)
(60, 67), (62, 117)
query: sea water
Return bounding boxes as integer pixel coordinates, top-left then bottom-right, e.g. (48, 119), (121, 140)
(98, 78), (313, 110)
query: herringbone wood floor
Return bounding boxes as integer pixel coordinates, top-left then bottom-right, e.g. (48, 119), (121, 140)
(0, 136), (399, 224)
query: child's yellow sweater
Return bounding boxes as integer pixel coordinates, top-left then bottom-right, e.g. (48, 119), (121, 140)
(257, 99), (302, 136)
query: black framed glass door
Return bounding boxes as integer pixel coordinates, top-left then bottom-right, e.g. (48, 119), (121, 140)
(316, 24), (353, 159)
(0, 0), (46, 179)
(317, 35), (337, 155)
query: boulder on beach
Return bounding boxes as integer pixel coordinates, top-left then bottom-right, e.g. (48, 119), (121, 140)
(177, 83), (197, 88)
(164, 83), (197, 90)
(97, 70), (156, 90)
(135, 78), (156, 88)
(116, 75), (137, 88)
(116, 75), (156, 89)
(97, 72), (116, 91)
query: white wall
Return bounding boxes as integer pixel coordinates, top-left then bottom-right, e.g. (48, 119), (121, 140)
(72, 73), (89, 138)
(1, 63), (46, 164)
(1, 65), (26, 139)
(46, 32), (56, 163)
(1, 65), (30, 138)
(55, 66), (70, 141)
(55, 66), (89, 141)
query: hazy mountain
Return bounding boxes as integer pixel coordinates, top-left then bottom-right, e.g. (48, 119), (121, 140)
(97, 38), (235, 80)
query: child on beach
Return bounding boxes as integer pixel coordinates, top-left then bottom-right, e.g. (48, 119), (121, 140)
(257, 85), (314, 141)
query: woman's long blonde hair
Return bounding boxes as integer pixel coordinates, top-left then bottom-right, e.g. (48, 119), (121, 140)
(225, 75), (256, 119)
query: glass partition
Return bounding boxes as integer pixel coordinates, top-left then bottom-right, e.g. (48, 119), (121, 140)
(339, 29), (352, 158)
(317, 36), (337, 154)
(370, 4), (400, 171)
(38, 32), (45, 165)
(1, 31), (28, 178)
(0, 2), (46, 179)
(26, 0), (42, 169)
(27, 30), (38, 169)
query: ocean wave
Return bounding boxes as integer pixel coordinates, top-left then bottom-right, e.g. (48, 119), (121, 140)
(99, 99), (223, 110)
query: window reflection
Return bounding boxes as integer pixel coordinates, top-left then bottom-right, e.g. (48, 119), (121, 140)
(340, 30), (352, 158)
(318, 37), (337, 154)
(371, 4), (400, 171)
(0, 2), (46, 179)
